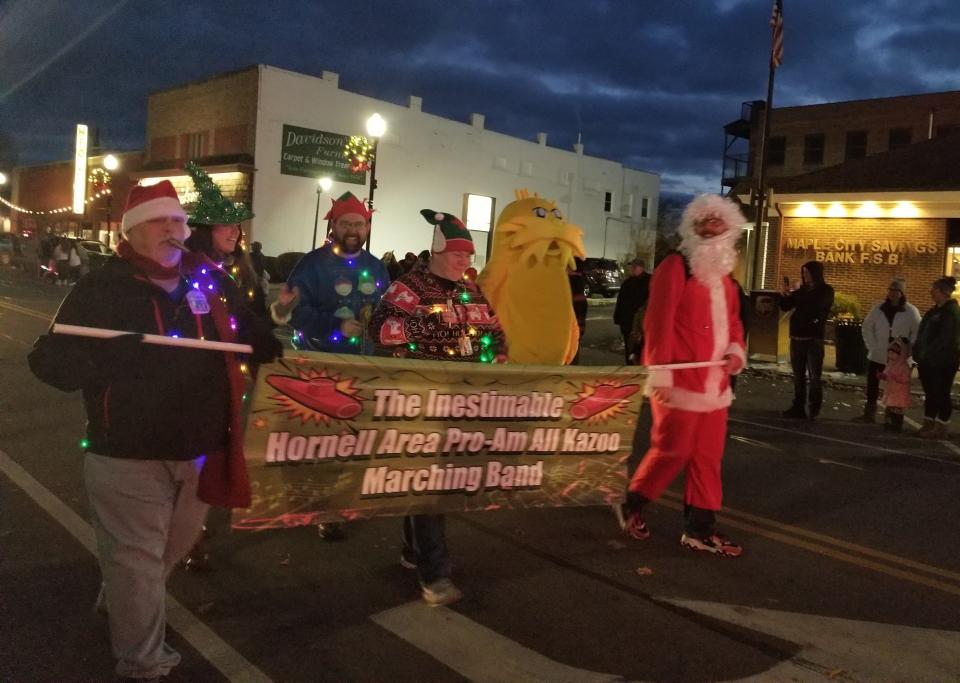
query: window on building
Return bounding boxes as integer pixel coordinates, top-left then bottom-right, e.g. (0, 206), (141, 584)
(464, 194), (494, 233)
(845, 130), (867, 160)
(604, 191), (614, 212)
(640, 196), (649, 218)
(803, 134), (825, 165)
(888, 127), (912, 150)
(186, 132), (205, 159)
(623, 194), (634, 217)
(464, 193), (495, 268)
(766, 136), (786, 166)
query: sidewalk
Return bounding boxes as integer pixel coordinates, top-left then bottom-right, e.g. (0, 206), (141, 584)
(747, 345), (960, 402)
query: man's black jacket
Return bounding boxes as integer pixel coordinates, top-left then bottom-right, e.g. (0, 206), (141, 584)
(613, 273), (651, 334)
(28, 257), (276, 460)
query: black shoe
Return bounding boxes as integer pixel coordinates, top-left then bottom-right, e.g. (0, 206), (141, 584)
(318, 522), (346, 541)
(781, 406), (806, 419)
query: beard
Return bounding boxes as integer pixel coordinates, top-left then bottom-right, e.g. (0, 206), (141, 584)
(679, 229), (739, 287)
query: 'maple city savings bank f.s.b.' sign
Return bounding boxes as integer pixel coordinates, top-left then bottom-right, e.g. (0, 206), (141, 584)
(234, 353), (645, 530)
(784, 237), (939, 265)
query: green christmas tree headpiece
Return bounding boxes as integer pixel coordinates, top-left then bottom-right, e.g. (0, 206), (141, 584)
(184, 161), (254, 225)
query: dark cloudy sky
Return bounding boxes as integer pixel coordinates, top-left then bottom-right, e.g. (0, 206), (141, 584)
(1, 0), (958, 195)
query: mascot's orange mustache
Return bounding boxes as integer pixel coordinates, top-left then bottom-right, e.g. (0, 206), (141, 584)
(500, 222), (585, 267)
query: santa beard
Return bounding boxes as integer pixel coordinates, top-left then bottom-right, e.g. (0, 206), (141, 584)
(679, 229), (739, 287)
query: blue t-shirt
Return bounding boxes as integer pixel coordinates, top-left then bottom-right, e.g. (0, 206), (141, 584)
(286, 244), (390, 354)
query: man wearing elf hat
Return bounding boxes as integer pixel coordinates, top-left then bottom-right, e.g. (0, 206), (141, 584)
(368, 209), (506, 606)
(28, 180), (277, 681)
(615, 194), (747, 557)
(271, 191), (389, 355)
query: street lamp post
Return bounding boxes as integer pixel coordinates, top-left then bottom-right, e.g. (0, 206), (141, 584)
(364, 113), (387, 250)
(312, 177), (333, 250)
(102, 154), (119, 245)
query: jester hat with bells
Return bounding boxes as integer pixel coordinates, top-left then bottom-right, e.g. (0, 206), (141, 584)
(477, 189), (586, 365)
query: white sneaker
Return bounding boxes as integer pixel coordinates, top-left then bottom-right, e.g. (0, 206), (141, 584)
(421, 578), (462, 606)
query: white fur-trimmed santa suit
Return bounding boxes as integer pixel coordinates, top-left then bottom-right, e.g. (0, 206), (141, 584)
(628, 198), (746, 512)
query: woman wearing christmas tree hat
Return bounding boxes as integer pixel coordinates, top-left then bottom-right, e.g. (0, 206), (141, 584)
(183, 161), (269, 319)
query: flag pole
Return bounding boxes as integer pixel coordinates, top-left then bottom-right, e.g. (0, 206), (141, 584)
(750, 0), (783, 291)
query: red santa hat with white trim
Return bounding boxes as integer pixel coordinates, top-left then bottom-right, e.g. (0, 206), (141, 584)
(120, 180), (189, 241)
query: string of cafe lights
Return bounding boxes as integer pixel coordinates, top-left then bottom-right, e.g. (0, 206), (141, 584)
(0, 188), (112, 215)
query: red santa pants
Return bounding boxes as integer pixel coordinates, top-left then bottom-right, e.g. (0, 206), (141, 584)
(628, 400), (728, 511)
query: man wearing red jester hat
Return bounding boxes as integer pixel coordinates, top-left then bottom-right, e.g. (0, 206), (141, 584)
(615, 195), (747, 557)
(271, 191), (389, 356)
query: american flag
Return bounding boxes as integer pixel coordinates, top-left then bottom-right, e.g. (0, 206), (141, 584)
(770, 0), (784, 68)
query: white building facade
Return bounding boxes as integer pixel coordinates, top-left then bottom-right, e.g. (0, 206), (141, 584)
(250, 66), (659, 265)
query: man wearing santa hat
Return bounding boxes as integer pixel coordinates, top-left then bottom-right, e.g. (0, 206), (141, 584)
(615, 195), (747, 557)
(28, 180), (279, 681)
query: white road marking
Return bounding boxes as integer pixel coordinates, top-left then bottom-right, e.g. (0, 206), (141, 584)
(940, 440), (960, 458)
(668, 599), (960, 683)
(729, 434), (779, 450)
(0, 448), (273, 683)
(904, 416), (921, 429)
(371, 602), (629, 683)
(731, 418), (908, 455)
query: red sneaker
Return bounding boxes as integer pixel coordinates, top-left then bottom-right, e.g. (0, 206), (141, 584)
(613, 504), (650, 540)
(681, 532), (743, 557)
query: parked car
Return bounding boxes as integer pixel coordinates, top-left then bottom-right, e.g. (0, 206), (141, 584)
(73, 239), (113, 274)
(580, 257), (623, 297)
(0, 232), (23, 266)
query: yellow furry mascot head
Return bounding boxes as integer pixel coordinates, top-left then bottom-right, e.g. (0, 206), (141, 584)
(477, 190), (586, 365)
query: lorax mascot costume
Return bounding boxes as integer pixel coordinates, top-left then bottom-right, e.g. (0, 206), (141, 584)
(616, 195), (747, 557)
(477, 190), (586, 365)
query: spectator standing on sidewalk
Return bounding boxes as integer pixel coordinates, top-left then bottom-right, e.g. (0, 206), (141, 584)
(613, 258), (650, 364)
(779, 261), (834, 420)
(912, 276), (960, 439)
(854, 278), (921, 423)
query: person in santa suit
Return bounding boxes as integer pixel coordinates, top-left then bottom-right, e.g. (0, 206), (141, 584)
(615, 194), (747, 557)
(369, 209), (505, 606)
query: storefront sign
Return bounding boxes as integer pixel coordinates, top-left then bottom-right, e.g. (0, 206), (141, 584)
(785, 237), (939, 265)
(234, 353), (645, 530)
(280, 124), (366, 184)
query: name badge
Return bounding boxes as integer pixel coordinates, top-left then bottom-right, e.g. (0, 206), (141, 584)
(186, 290), (211, 315)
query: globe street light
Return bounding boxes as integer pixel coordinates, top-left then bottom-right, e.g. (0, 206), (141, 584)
(364, 113), (387, 249)
(312, 176), (333, 250)
(0, 172), (7, 185)
(103, 154), (119, 171)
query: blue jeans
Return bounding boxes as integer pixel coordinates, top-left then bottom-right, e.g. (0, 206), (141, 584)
(402, 514), (451, 585)
(790, 338), (825, 416)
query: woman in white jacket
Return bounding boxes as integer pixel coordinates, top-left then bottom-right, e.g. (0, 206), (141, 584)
(854, 278), (921, 423)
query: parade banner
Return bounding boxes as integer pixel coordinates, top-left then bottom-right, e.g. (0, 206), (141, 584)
(279, 124), (366, 184)
(234, 352), (645, 530)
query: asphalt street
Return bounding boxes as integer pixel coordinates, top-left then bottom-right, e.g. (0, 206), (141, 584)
(1, 269), (959, 683)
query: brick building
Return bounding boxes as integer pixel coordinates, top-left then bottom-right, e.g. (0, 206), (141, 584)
(9, 151), (143, 243)
(722, 90), (960, 192)
(743, 133), (960, 313)
(7, 64), (660, 265)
